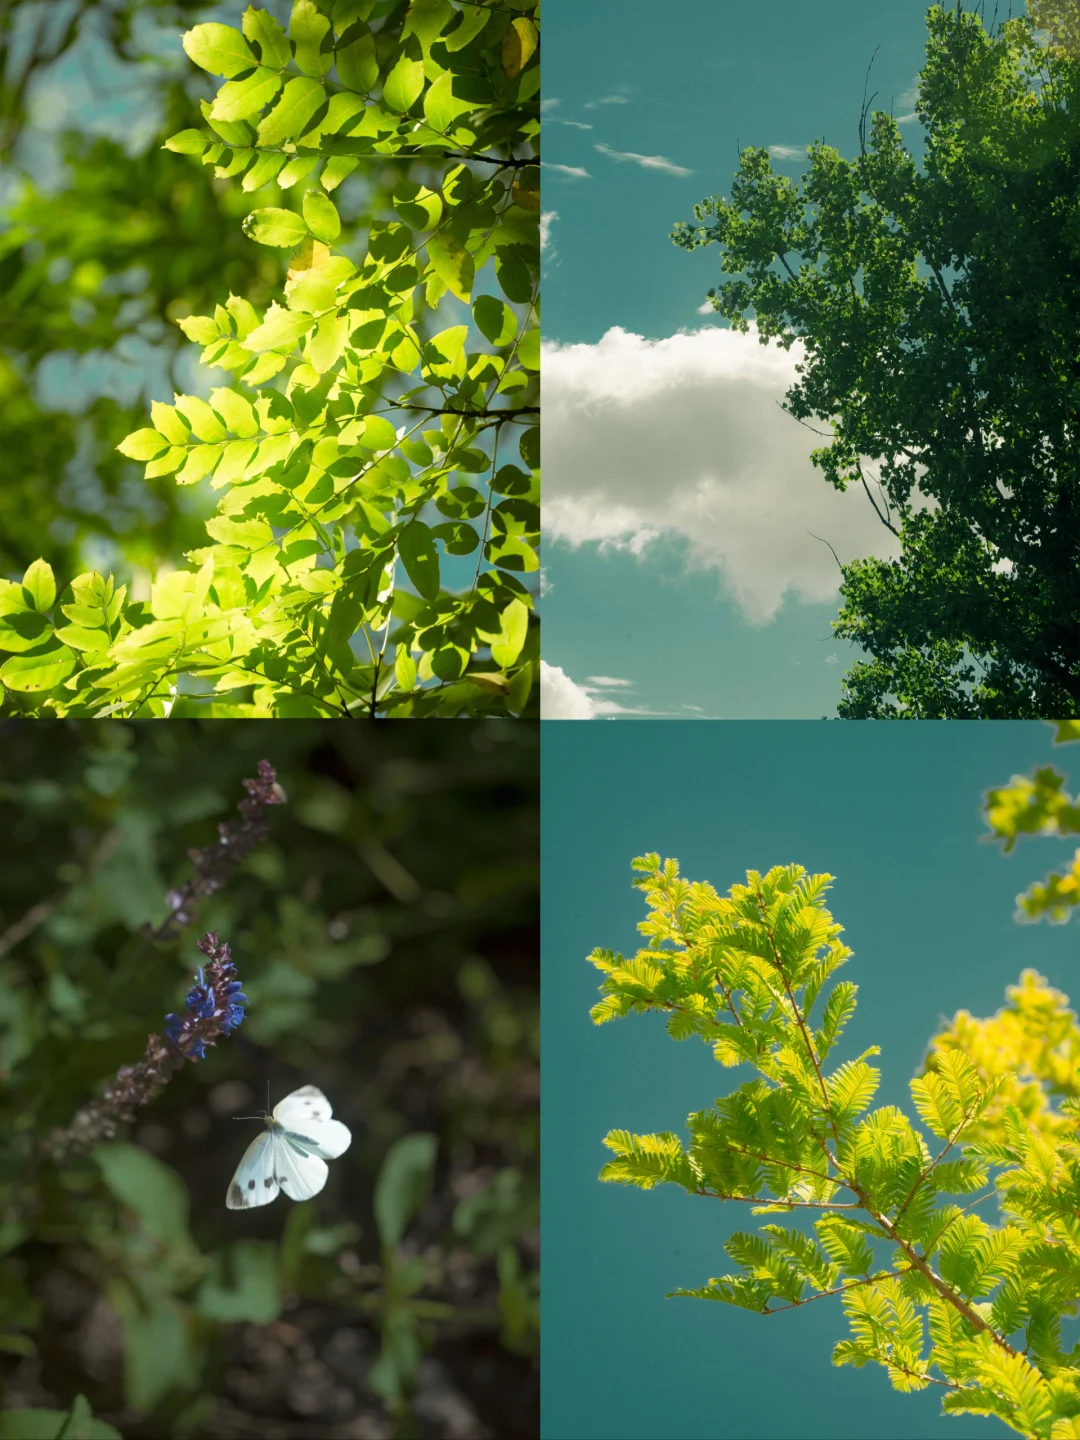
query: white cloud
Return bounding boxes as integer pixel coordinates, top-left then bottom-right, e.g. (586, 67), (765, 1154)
(584, 95), (631, 110)
(541, 211), (558, 251)
(594, 142), (691, 177)
(587, 676), (633, 688)
(542, 325), (902, 623)
(541, 97), (561, 113)
(553, 119), (594, 130)
(541, 662), (598, 719)
(542, 162), (591, 180)
(697, 299), (715, 315)
(768, 145), (807, 160)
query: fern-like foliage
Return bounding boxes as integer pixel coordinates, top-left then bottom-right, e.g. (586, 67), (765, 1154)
(589, 853), (1080, 1440)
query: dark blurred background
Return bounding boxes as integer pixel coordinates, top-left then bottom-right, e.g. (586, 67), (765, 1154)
(0, 718), (539, 1438)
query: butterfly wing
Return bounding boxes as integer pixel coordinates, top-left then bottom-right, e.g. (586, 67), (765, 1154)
(226, 1128), (282, 1210)
(273, 1085), (352, 1160)
(272, 1133), (330, 1203)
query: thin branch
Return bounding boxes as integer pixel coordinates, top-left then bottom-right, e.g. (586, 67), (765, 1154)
(858, 462), (901, 537)
(808, 531), (845, 574)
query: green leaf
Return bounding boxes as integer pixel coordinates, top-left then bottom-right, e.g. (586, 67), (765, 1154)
(322, 155), (360, 191)
(0, 611), (52, 653)
(242, 6), (292, 68)
(211, 440), (259, 489)
(211, 67), (283, 122)
(0, 1397), (121, 1440)
(423, 72), (475, 133)
(54, 625), (110, 652)
(502, 16), (538, 78)
(395, 647), (417, 691)
(303, 188), (341, 243)
(306, 314), (349, 372)
(490, 598), (529, 667)
(163, 129), (209, 155)
(473, 295), (517, 346)
(290, 0), (332, 77)
(22, 559), (56, 613)
(360, 414), (397, 449)
(495, 249), (533, 303)
(277, 155), (319, 189)
(240, 302), (319, 353)
(176, 313), (219, 344)
(174, 395), (227, 442)
(255, 75), (325, 148)
(144, 447), (187, 479)
(209, 388), (259, 437)
(427, 234), (474, 302)
(117, 429), (170, 462)
(175, 445), (221, 486)
(182, 23), (258, 78)
(398, 521), (440, 601)
(382, 55), (425, 115)
(243, 206), (310, 248)
(0, 641), (75, 693)
(242, 151), (288, 192)
(335, 31), (379, 93)
(374, 1133), (437, 1248)
(204, 516), (275, 550)
(151, 401), (191, 445)
(518, 326), (539, 370)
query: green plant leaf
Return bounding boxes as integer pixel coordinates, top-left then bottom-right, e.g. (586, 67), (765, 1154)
(182, 23), (258, 78)
(335, 31), (379, 93)
(243, 207), (310, 248)
(240, 302), (319, 353)
(0, 641), (75, 693)
(242, 6), (292, 68)
(290, 0), (333, 77)
(518, 326), (539, 370)
(163, 129), (209, 155)
(423, 72), (475, 132)
(303, 188), (341, 243)
(427, 234), (473, 302)
(382, 56), (425, 114)
(472, 295), (516, 346)
(398, 521), (440, 601)
(374, 1133), (438, 1248)
(22, 560), (56, 613)
(117, 429), (170, 462)
(210, 67), (283, 122)
(255, 75), (326, 148)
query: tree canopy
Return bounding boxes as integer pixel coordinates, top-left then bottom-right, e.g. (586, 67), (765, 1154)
(674, 3), (1080, 718)
(0, 0), (539, 718)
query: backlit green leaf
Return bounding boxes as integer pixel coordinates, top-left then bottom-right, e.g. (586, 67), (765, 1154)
(164, 129), (209, 155)
(335, 31), (379, 93)
(174, 396), (227, 442)
(255, 75), (325, 148)
(423, 73), (476, 133)
(243, 207), (310, 248)
(211, 67), (283, 122)
(117, 429), (170, 462)
(241, 303), (319, 353)
(382, 56), (425, 114)
(242, 6), (292, 68)
(209, 388), (259, 437)
(360, 414), (397, 450)
(303, 188), (341, 243)
(182, 23), (258, 78)
(290, 0), (333, 77)
(517, 327), (539, 370)
(22, 559), (56, 613)
(427, 234), (474, 302)
(0, 641), (76, 693)
(305, 314), (349, 372)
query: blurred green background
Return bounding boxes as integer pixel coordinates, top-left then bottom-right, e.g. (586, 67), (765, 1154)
(0, 718), (539, 1438)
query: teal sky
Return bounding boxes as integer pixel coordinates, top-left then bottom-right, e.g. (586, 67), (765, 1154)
(542, 719), (1079, 1439)
(541, 1), (1025, 719)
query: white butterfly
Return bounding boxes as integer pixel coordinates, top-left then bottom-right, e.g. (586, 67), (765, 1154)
(226, 1085), (351, 1210)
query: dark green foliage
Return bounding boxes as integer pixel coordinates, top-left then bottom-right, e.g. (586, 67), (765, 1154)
(674, 5), (1080, 717)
